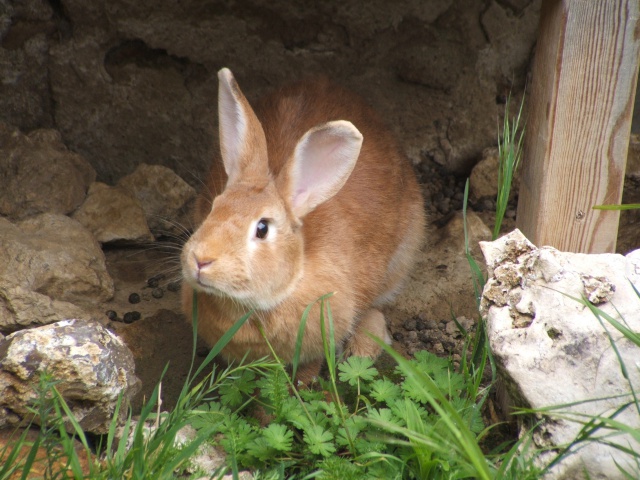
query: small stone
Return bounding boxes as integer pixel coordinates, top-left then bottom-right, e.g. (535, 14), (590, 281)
(433, 342), (445, 355)
(147, 273), (166, 288)
(425, 319), (439, 330)
(415, 320), (427, 331)
(123, 311), (141, 324)
(128, 293), (141, 304)
(167, 281), (180, 292)
(392, 331), (404, 342)
(403, 318), (417, 331)
(105, 310), (118, 321)
(459, 317), (475, 332)
(418, 331), (431, 343)
(445, 321), (459, 335)
(151, 288), (164, 299)
(436, 198), (451, 215)
(405, 331), (418, 343)
(480, 198), (495, 211)
(442, 340), (456, 352)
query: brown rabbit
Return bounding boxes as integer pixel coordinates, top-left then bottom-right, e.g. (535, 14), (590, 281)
(181, 68), (425, 384)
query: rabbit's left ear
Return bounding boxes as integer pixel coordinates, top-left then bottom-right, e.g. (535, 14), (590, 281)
(283, 120), (362, 219)
(217, 68), (269, 185)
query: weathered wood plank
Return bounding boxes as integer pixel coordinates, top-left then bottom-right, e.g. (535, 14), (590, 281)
(516, 0), (640, 253)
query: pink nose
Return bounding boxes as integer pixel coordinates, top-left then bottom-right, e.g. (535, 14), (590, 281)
(196, 259), (213, 271)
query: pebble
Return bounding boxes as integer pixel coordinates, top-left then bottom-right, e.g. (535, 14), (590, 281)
(147, 273), (166, 288)
(459, 316), (475, 332)
(405, 331), (418, 343)
(415, 320), (427, 331)
(392, 331), (404, 342)
(425, 319), (438, 330)
(480, 198), (495, 211)
(105, 310), (118, 321)
(403, 318), (417, 331)
(123, 311), (141, 324)
(445, 321), (459, 335)
(436, 198), (451, 215)
(128, 292), (141, 304)
(152, 287), (164, 299)
(167, 281), (180, 292)
(418, 331), (431, 343)
(442, 340), (456, 352)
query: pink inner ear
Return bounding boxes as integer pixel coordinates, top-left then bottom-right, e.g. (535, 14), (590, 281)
(292, 187), (311, 211)
(218, 70), (247, 183)
(290, 121), (362, 217)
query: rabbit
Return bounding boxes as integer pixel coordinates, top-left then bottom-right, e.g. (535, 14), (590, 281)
(181, 68), (425, 384)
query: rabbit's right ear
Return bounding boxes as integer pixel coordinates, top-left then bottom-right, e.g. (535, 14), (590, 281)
(218, 68), (269, 185)
(284, 120), (363, 219)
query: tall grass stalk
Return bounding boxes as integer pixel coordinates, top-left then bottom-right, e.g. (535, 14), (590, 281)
(494, 95), (525, 240)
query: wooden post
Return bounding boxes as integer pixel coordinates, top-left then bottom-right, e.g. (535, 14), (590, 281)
(516, 0), (640, 253)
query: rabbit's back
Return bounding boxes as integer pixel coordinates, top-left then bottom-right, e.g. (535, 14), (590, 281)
(255, 78), (425, 308)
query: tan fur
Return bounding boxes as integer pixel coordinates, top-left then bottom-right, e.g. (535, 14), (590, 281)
(182, 70), (425, 379)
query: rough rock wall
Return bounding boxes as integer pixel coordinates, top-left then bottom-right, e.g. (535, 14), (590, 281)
(1, 0), (540, 184)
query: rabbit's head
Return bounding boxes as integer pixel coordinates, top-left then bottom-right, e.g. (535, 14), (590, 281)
(182, 69), (363, 310)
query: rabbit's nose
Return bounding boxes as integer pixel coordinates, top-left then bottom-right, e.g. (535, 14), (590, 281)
(195, 258), (213, 271)
(192, 251), (214, 270)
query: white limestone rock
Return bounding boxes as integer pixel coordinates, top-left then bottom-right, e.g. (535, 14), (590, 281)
(480, 229), (640, 479)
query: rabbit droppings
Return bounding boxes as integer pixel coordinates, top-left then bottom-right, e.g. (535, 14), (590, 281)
(181, 69), (425, 384)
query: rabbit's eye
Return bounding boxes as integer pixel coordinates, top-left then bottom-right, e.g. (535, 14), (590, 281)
(256, 219), (269, 239)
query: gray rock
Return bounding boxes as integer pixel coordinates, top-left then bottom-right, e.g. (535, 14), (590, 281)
(48, 29), (216, 185)
(0, 281), (94, 334)
(0, 319), (140, 434)
(469, 144), (521, 202)
(0, 124), (96, 220)
(0, 214), (114, 308)
(117, 163), (196, 237)
(72, 181), (155, 245)
(477, 0), (541, 85)
(395, 35), (471, 93)
(469, 147), (501, 199)
(0, 0), (55, 130)
(480, 229), (640, 479)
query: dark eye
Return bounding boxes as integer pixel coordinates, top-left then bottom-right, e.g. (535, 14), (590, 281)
(256, 218), (269, 239)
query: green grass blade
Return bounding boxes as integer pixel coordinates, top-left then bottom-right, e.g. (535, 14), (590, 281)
(494, 94), (525, 240)
(189, 292), (253, 381)
(292, 294), (333, 382)
(593, 204), (640, 211)
(18, 432), (41, 480)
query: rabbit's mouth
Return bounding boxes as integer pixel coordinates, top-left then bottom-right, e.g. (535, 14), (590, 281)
(192, 276), (261, 307)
